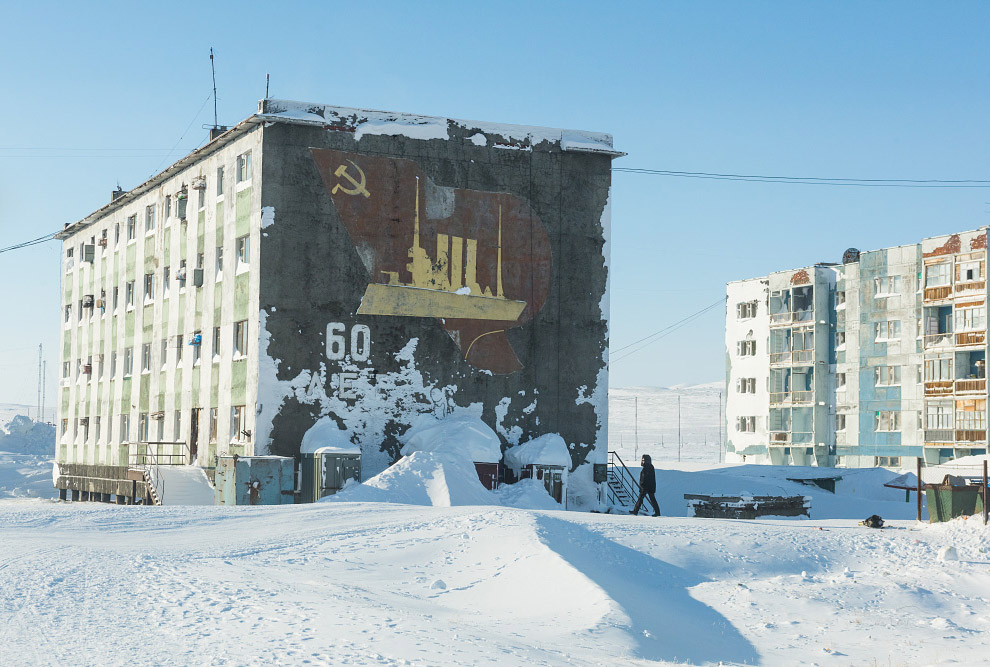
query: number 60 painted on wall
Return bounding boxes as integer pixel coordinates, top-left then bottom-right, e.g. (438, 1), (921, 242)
(326, 322), (372, 362)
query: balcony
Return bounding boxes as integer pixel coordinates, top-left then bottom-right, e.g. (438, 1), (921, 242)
(956, 331), (986, 347)
(924, 429), (954, 443)
(924, 286), (952, 302)
(956, 429), (987, 443)
(955, 378), (987, 394)
(924, 381), (954, 396)
(770, 432), (789, 443)
(769, 350), (814, 366)
(924, 333), (954, 349)
(955, 280), (985, 294)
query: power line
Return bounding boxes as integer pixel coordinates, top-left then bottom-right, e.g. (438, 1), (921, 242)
(611, 297), (726, 364)
(0, 232), (58, 255)
(612, 167), (990, 188)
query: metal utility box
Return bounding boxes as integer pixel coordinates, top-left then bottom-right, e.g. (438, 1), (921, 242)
(520, 464), (565, 503)
(299, 450), (361, 503)
(215, 455), (294, 506)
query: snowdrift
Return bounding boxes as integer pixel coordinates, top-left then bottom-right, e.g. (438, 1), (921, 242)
(503, 433), (570, 475)
(0, 415), (55, 455)
(399, 414), (502, 463)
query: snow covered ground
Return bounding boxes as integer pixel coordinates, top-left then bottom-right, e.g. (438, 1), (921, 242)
(3, 403), (990, 665)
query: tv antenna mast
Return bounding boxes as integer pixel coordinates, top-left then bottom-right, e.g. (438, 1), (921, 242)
(206, 48), (227, 140)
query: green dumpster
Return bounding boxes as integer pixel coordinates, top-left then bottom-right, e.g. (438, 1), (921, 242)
(925, 483), (986, 523)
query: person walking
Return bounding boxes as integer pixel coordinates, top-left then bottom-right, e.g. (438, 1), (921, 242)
(630, 454), (661, 516)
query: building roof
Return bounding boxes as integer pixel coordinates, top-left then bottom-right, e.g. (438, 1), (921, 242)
(57, 98), (623, 240)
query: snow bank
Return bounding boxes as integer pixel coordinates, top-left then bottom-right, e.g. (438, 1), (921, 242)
(326, 451), (495, 507)
(400, 414), (502, 463)
(0, 415), (55, 455)
(495, 478), (561, 510)
(503, 434), (570, 476)
(300, 416), (360, 454)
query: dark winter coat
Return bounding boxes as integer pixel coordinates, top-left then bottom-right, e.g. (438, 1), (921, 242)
(639, 455), (657, 493)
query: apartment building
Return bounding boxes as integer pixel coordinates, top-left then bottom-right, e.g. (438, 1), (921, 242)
(726, 227), (989, 468)
(54, 98), (618, 502)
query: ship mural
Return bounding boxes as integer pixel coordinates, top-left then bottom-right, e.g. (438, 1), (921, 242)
(312, 149), (553, 374)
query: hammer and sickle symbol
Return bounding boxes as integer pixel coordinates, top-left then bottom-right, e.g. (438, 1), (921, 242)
(332, 160), (371, 198)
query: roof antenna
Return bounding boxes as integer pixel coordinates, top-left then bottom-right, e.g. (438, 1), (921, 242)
(207, 48), (227, 141)
(266, 73), (270, 99)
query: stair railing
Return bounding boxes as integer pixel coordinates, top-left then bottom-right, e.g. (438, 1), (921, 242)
(607, 450), (642, 509)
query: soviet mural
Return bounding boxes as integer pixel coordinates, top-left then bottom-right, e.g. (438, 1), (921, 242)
(312, 149), (552, 375)
(258, 121), (610, 477)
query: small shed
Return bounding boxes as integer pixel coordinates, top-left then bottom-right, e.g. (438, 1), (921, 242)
(299, 418), (362, 503)
(503, 434), (571, 505)
(400, 414), (503, 490)
(215, 455), (295, 506)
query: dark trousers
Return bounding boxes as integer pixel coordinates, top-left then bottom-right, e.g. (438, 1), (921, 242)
(632, 489), (660, 516)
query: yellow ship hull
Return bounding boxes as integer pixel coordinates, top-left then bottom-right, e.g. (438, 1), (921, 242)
(357, 283), (526, 321)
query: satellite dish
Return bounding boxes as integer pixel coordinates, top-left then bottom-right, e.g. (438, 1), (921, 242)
(842, 248), (860, 264)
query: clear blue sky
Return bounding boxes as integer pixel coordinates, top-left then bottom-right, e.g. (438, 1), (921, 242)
(2, 1), (989, 407)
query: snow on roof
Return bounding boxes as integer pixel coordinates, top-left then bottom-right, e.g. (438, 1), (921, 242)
(503, 434), (571, 474)
(887, 455), (990, 488)
(399, 414), (502, 463)
(301, 417), (361, 455)
(258, 99), (622, 156)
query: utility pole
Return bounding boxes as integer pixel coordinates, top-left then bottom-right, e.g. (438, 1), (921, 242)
(36, 344), (42, 421)
(42, 360), (47, 423)
(634, 396), (638, 460)
(718, 390), (722, 463)
(678, 394), (682, 462)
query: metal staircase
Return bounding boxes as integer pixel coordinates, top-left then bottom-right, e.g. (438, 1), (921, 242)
(127, 441), (189, 506)
(606, 451), (642, 511)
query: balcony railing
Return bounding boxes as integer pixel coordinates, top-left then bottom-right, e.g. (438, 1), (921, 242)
(924, 381), (954, 396)
(956, 331), (986, 346)
(955, 378), (987, 393)
(924, 333), (954, 349)
(792, 350), (813, 363)
(769, 351), (814, 365)
(924, 429), (954, 443)
(924, 286), (952, 301)
(770, 309), (814, 325)
(956, 429), (987, 443)
(769, 391), (813, 405)
(955, 280), (985, 294)
(770, 432), (789, 443)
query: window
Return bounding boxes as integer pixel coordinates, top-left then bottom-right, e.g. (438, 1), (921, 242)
(956, 399), (987, 430)
(115, 222), (121, 245)
(836, 290), (846, 306)
(836, 414), (846, 431)
(926, 403), (953, 429)
(62, 361), (69, 379)
(145, 205), (156, 232)
(64, 305), (71, 323)
(736, 301), (758, 319)
(125, 348), (135, 376)
(113, 286), (119, 311)
(66, 247), (74, 259)
(836, 331), (846, 349)
(98, 354), (104, 378)
(958, 260), (983, 283)
(736, 378), (756, 393)
(231, 405), (247, 441)
(876, 456), (901, 468)
(873, 276), (901, 297)
(125, 281), (135, 308)
(179, 259), (187, 288)
(176, 335), (183, 363)
(837, 372), (846, 388)
(233, 320), (247, 357)
(874, 411), (900, 432)
(139, 413), (149, 442)
(736, 340), (756, 356)
(141, 343), (152, 372)
(193, 330), (202, 365)
(924, 357), (953, 382)
(736, 416), (756, 433)
(61, 419), (68, 438)
(118, 413), (130, 442)
(955, 306), (986, 332)
(165, 195), (171, 219)
(174, 412), (182, 441)
(217, 166), (224, 195)
(94, 416), (101, 444)
(110, 352), (117, 377)
(925, 262), (951, 287)
(161, 339), (168, 370)
(216, 246), (223, 277)
(236, 151), (252, 182)
(198, 187), (205, 209)
(77, 300), (83, 322)
(213, 327), (222, 361)
(163, 266), (170, 297)
(127, 215), (136, 241)
(874, 320), (900, 341)
(236, 235), (250, 267)
(144, 273), (155, 301)
(209, 408), (218, 443)
(197, 252), (204, 270)
(875, 366), (901, 386)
